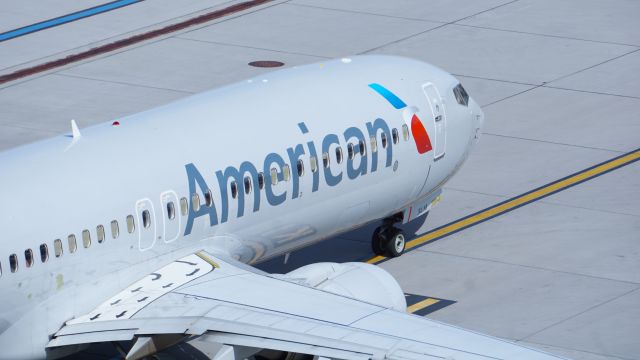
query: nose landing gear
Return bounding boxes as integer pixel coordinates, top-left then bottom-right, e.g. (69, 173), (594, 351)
(372, 218), (406, 258)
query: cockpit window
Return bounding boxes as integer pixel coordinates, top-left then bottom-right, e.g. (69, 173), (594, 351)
(453, 83), (469, 106)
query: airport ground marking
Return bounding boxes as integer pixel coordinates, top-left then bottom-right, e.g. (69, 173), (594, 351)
(368, 147), (640, 264)
(0, 0), (143, 42)
(0, 0), (273, 85)
(407, 298), (439, 314)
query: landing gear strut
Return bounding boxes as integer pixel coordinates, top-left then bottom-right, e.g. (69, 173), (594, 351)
(372, 217), (406, 258)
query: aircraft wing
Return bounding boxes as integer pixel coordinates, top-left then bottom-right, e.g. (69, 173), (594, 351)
(48, 251), (563, 360)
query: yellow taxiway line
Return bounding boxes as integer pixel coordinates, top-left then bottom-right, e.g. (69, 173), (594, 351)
(407, 298), (440, 314)
(368, 148), (640, 264)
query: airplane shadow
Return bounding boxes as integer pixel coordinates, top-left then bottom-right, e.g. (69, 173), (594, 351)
(256, 215), (428, 273)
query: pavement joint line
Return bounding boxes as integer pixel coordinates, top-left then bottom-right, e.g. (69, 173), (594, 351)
(286, 2), (446, 24)
(541, 85), (640, 100)
(0, 0), (143, 43)
(483, 85), (541, 107)
(419, 249), (640, 286)
(482, 132), (626, 154)
(0, 123), (62, 134)
(445, 186), (640, 219)
(516, 340), (637, 360)
(453, 23), (640, 48)
(0, 0), (276, 86)
(547, 48), (640, 85)
(175, 36), (331, 59)
(367, 147), (640, 265)
(454, 73), (538, 87)
(53, 73), (196, 94)
(518, 286), (640, 343)
(360, 0), (521, 54)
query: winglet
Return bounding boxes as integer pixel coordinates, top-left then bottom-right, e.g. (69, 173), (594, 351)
(71, 119), (81, 139)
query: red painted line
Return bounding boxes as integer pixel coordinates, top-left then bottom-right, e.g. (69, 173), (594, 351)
(0, 0), (272, 85)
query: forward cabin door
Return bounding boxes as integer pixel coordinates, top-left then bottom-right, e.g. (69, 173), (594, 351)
(136, 198), (157, 251)
(422, 83), (446, 160)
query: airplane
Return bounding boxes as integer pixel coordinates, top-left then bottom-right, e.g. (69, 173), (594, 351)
(0, 55), (563, 360)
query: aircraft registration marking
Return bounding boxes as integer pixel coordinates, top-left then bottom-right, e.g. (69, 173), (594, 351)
(368, 147), (640, 264)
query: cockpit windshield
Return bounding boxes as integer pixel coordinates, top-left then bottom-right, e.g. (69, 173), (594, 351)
(453, 83), (469, 106)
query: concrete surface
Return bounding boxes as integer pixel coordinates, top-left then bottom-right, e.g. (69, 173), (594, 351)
(1, 1), (638, 359)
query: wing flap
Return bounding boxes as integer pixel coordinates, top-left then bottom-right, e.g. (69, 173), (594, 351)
(48, 251), (565, 360)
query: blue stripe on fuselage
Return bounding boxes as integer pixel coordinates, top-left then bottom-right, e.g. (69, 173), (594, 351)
(368, 83), (407, 109)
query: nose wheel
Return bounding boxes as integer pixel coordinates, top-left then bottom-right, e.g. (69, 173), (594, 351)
(372, 226), (406, 258)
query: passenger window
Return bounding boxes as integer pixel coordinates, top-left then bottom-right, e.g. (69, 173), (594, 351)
(402, 124), (410, 141)
(97, 225), (105, 243)
(40, 244), (48, 263)
(310, 156), (318, 173)
(204, 189), (213, 206)
(180, 197), (188, 216)
(359, 139), (366, 156)
(230, 181), (238, 199)
(111, 220), (119, 239)
(392, 128), (399, 144)
(258, 172), (265, 190)
(244, 176), (252, 194)
(167, 202), (176, 220)
(54, 239), (63, 257)
(322, 152), (330, 168)
(296, 159), (305, 176)
(283, 165), (291, 181)
(347, 143), (355, 159)
(25, 249), (34, 268)
(381, 133), (388, 149)
(68, 234), (77, 254)
(126, 215), (135, 234)
(370, 136), (377, 153)
(82, 230), (91, 248)
(142, 210), (151, 229)
(270, 168), (278, 185)
(335, 147), (343, 164)
(9, 254), (18, 273)
(191, 193), (201, 212)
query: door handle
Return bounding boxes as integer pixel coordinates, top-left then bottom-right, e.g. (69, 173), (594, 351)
(435, 115), (442, 122)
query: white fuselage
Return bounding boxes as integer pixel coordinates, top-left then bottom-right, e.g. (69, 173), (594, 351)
(0, 56), (483, 359)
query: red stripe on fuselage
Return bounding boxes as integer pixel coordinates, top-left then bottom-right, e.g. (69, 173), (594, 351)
(411, 114), (432, 154)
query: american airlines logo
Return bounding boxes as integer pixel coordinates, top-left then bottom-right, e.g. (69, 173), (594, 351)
(183, 84), (432, 235)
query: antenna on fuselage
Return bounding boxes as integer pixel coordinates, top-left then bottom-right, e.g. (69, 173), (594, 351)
(64, 119), (83, 152)
(71, 119), (81, 139)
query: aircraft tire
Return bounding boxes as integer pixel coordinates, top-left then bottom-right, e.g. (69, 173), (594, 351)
(371, 226), (387, 256)
(384, 228), (406, 258)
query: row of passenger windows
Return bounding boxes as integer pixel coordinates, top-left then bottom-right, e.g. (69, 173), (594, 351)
(0, 195), (195, 276)
(190, 126), (409, 203)
(0, 127), (410, 276)
(1, 218), (120, 275)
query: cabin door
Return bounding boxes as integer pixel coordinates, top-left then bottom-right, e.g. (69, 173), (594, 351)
(422, 83), (446, 160)
(136, 198), (157, 251)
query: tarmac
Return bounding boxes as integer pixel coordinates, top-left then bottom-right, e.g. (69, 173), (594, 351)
(0, 1), (638, 359)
